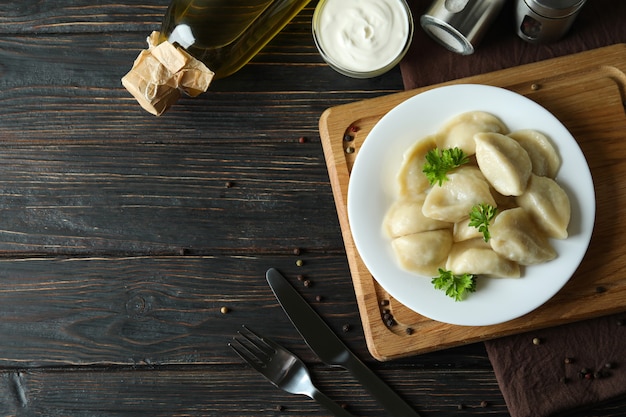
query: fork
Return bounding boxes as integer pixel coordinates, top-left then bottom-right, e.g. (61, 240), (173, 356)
(229, 326), (354, 417)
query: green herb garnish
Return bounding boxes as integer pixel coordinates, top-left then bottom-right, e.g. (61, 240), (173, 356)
(422, 147), (469, 186)
(469, 203), (497, 242)
(431, 269), (477, 302)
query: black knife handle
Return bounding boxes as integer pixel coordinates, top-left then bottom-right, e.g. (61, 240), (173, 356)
(343, 354), (421, 417)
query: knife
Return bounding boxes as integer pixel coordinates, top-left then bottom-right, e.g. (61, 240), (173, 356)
(266, 268), (421, 417)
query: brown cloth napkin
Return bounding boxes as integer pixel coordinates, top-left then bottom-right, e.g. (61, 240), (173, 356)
(399, 1), (626, 416)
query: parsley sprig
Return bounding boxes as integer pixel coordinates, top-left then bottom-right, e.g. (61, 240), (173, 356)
(422, 147), (469, 186)
(431, 269), (477, 302)
(469, 203), (497, 242)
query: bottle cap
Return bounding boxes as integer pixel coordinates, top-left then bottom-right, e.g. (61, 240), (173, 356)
(122, 32), (215, 116)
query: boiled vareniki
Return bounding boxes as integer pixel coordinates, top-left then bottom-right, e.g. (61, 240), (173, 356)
(508, 130), (560, 178)
(397, 135), (438, 197)
(383, 194), (450, 238)
(437, 111), (508, 155)
(422, 165), (496, 223)
(516, 174), (570, 239)
(391, 229), (453, 276)
(490, 207), (557, 265)
(446, 238), (520, 278)
(474, 132), (532, 196)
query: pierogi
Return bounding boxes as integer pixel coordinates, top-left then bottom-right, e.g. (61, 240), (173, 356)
(383, 110), (571, 287)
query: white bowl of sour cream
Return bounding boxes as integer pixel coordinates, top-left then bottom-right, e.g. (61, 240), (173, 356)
(312, 0), (414, 78)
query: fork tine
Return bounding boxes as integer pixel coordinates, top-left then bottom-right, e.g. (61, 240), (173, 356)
(229, 339), (267, 374)
(237, 325), (275, 358)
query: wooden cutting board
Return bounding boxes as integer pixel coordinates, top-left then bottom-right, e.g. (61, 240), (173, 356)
(319, 44), (626, 361)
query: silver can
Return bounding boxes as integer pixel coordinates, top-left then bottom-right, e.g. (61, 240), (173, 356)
(515, 0), (587, 43)
(420, 0), (506, 55)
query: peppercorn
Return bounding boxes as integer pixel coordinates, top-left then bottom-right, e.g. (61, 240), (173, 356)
(405, 327), (414, 335)
(303, 279), (312, 287)
(225, 181), (233, 188)
(220, 306), (229, 314)
(345, 146), (355, 154)
(293, 248), (301, 256)
(315, 295), (323, 302)
(342, 324), (351, 333)
(295, 259), (304, 267)
(343, 134), (354, 142)
(564, 357), (574, 364)
(532, 337), (542, 345)
(298, 136), (306, 144)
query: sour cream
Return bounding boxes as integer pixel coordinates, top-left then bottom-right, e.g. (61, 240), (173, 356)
(313, 0), (413, 78)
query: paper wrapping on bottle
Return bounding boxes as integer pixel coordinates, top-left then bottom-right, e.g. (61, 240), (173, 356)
(122, 31), (215, 116)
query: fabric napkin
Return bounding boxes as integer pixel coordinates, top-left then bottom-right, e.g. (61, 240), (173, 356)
(399, 1), (626, 416)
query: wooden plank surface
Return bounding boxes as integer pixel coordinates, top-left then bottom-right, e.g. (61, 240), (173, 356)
(1, 0), (626, 415)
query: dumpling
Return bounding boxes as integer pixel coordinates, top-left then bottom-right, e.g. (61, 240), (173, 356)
(508, 130), (560, 178)
(437, 111), (509, 155)
(474, 132), (532, 196)
(516, 174), (570, 239)
(383, 195), (451, 238)
(453, 217), (483, 242)
(397, 135), (438, 197)
(391, 229), (453, 276)
(489, 207), (557, 265)
(422, 166), (496, 223)
(446, 239), (520, 278)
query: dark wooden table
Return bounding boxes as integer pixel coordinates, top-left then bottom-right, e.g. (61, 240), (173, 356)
(1, 1), (625, 416)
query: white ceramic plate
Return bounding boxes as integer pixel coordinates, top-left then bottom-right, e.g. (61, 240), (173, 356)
(347, 84), (595, 326)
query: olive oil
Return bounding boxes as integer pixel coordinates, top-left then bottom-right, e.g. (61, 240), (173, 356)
(122, 0), (311, 115)
(161, 0), (310, 79)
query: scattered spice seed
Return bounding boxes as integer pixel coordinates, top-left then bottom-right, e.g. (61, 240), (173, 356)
(220, 306), (229, 314)
(605, 362), (614, 369)
(298, 136), (307, 144)
(275, 404), (284, 412)
(405, 327), (414, 335)
(293, 248), (301, 256)
(532, 337), (542, 345)
(345, 146), (355, 154)
(343, 134), (354, 142)
(315, 295), (323, 302)
(480, 400), (489, 408)
(342, 324), (351, 333)
(564, 357), (574, 364)
(350, 125), (359, 133)
(303, 279), (312, 287)
(297, 274), (304, 281)
(225, 181), (233, 188)
(295, 259), (304, 267)
(380, 299), (390, 306)
(457, 404), (465, 410)
(531, 83), (541, 91)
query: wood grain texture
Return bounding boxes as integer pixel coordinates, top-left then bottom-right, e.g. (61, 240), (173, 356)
(0, 0), (625, 416)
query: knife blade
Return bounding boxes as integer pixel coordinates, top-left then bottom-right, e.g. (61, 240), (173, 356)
(266, 268), (421, 417)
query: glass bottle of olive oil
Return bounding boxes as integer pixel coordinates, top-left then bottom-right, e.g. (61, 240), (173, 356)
(122, 0), (311, 116)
